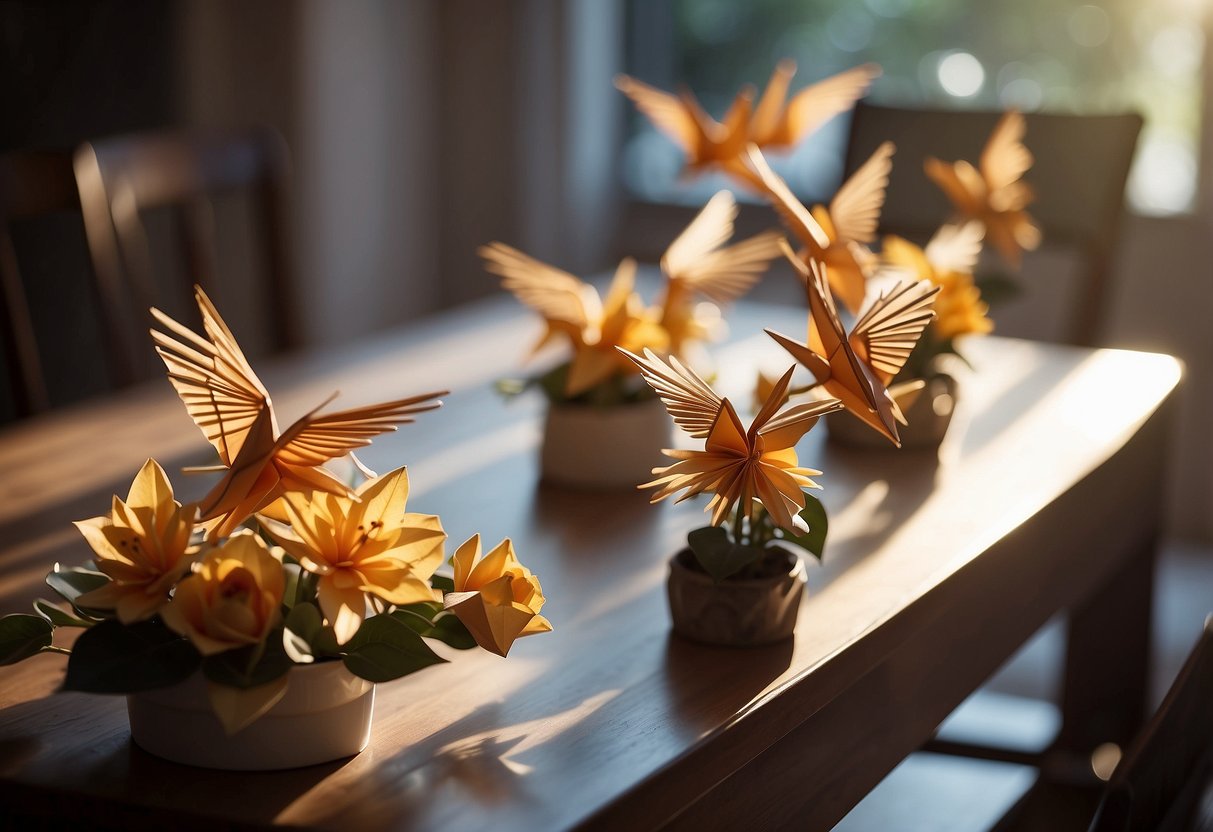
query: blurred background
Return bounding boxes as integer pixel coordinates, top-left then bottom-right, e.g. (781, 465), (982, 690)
(1, 0), (1210, 550)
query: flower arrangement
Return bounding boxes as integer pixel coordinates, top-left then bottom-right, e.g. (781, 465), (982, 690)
(481, 190), (782, 406)
(621, 347), (841, 581)
(0, 288), (550, 736)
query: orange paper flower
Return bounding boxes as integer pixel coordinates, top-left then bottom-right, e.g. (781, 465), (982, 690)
(161, 531), (284, 656)
(74, 459), (197, 624)
(622, 348), (842, 531)
(443, 535), (551, 657)
(882, 222), (994, 341)
(481, 245), (669, 396)
(261, 466), (446, 644)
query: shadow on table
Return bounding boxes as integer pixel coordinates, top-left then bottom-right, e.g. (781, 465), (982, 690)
(0, 689), (352, 829)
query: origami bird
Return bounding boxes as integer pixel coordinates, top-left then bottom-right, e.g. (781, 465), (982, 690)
(480, 244), (668, 397)
(151, 287), (447, 539)
(658, 190), (783, 355)
(614, 74), (753, 175)
(617, 61), (879, 186)
(621, 347), (842, 531)
(765, 251), (939, 446)
(745, 142), (894, 315)
(748, 60), (882, 151)
(924, 110), (1041, 267)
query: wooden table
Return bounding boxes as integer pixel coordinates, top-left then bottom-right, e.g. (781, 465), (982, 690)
(0, 297), (1181, 830)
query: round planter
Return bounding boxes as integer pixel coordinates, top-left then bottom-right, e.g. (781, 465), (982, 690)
(127, 660), (374, 770)
(541, 396), (673, 489)
(666, 548), (807, 647)
(826, 374), (958, 450)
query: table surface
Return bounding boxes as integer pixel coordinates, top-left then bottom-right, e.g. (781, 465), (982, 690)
(0, 296), (1182, 831)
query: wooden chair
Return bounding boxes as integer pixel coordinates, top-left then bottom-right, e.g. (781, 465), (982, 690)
(73, 127), (300, 385)
(845, 103), (1143, 347)
(1087, 616), (1213, 832)
(0, 150), (82, 417)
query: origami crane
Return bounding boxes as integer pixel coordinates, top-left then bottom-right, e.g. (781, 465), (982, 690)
(480, 244), (669, 397)
(765, 251), (939, 446)
(745, 142), (893, 315)
(151, 287), (447, 539)
(616, 61), (879, 185)
(925, 110), (1041, 267)
(658, 190), (783, 354)
(621, 347), (842, 531)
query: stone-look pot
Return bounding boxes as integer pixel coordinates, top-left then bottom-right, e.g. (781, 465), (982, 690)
(826, 374), (958, 451)
(666, 548), (807, 647)
(127, 661), (374, 770)
(541, 396), (673, 488)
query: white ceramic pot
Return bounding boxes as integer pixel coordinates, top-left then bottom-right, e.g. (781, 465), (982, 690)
(127, 661), (374, 770)
(826, 374), (958, 451)
(541, 397), (673, 489)
(666, 548), (807, 647)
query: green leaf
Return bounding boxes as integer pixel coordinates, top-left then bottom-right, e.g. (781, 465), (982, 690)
(0, 614), (54, 665)
(281, 602), (338, 662)
(389, 608), (477, 651)
(537, 362), (571, 404)
(45, 564), (109, 615)
(343, 615), (446, 683)
(687, 526), (764, 582)
(63, 619), (200, 693)
(33, 600), (94, 628)
(203, 635), (294, 690)
(780, 494), (829, 561)
(429, 574), (454, 594)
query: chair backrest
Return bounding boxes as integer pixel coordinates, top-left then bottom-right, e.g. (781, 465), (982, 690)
(1089, 616), (1213, 832)
(845, 103), (1143, 347)
(0, 150), (82, 417)
(73, 128), (299, 385)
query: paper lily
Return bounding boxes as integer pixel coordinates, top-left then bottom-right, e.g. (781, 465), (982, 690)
(924, 110), (1041, 267)
(161, 530), (284, 656)
(658, 190), (783, 355)
(443, 535), (551, 658)
(151, 286), (447, 540)
(765, 250), (938, 446)
(622, 348), (842, 531)
(261, 466), (447, 645)
(74, 459), (197, 624)
(480, 245), (669, 396)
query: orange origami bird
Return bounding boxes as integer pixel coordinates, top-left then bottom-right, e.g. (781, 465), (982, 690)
(746, 141), (893, 315)
(658, 190), (783, 355)
(151, 287), (447, 540)
(621, 347), (842, 530)
(614, 74), (752, 175)
(748, 60), (882, 151)
(765, 251), (939, 446)
(480, 244), (668, 397)
(924, 110), (1041, 267)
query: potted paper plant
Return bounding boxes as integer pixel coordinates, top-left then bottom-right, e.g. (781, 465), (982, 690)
(481, 190), (781, 488)
(744, 146), (940, 449)
(620, 347), (842, 647)
(0, 288), (551, 771)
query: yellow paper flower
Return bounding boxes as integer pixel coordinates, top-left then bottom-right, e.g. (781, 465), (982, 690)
(262, 466), (446, 645)
(933, 271), (994, 340)
(74, 459), (197, 624)
(161, 531), (284, 655)
(444, 535), (551, 657)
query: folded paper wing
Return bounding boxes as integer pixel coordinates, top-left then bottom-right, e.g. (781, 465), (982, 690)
(152, 286), (446, 539)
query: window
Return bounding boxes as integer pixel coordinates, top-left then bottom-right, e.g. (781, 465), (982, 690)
(622, 0), (1205, 215)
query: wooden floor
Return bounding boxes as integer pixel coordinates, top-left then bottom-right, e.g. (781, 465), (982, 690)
(833, 539), (1213, 831)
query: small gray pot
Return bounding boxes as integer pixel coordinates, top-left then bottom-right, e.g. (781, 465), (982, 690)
(666, 548), (807, 647)
(826, 373), (958, 450)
